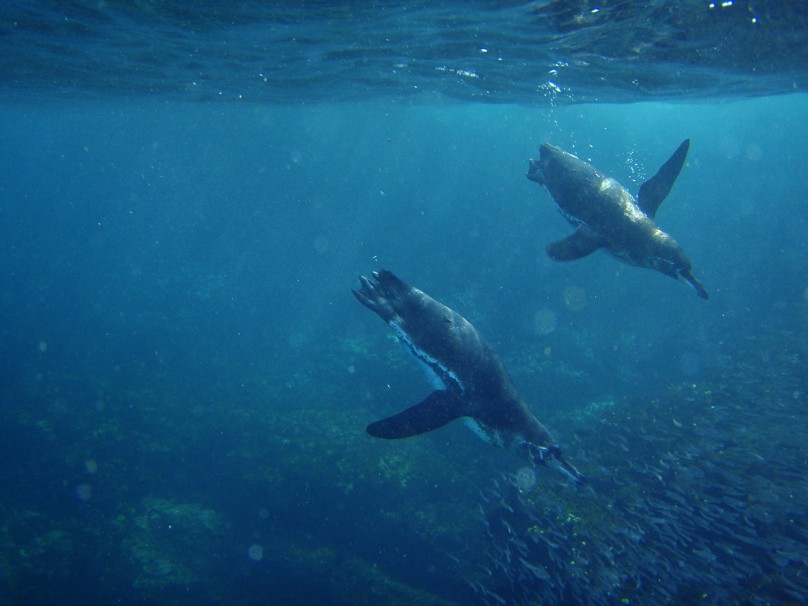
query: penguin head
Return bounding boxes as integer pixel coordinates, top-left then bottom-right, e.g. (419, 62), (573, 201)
(647, 240), (691, 279)
(647, 237), (709, 299)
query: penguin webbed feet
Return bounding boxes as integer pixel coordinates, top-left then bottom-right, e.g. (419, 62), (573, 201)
(528, 444), (585, 484)
(526, 158), (545, 184)
(553, 455), (586, 485)
(352, 271), (397, 322)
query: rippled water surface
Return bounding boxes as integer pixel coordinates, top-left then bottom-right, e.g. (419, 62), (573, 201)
(3, 1), (808, 103)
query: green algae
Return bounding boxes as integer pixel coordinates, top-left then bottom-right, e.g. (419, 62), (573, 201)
(122, 498), (228, 591)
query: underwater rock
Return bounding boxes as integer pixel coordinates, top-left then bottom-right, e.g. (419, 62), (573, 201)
(123, 497), (228, 592)
(0, 510), (80, 602)
(252, 536), (460, 606)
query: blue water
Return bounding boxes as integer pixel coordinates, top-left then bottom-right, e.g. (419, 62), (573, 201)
(2, 4), (808, 606)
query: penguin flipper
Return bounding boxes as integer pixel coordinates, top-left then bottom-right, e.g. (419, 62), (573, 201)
(367, 390), (464, 439)
(638, 139), (690, 219)
(546, 227), (602, 261)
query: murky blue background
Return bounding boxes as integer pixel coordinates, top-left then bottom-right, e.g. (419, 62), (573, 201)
(1, 2), (808, 603)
